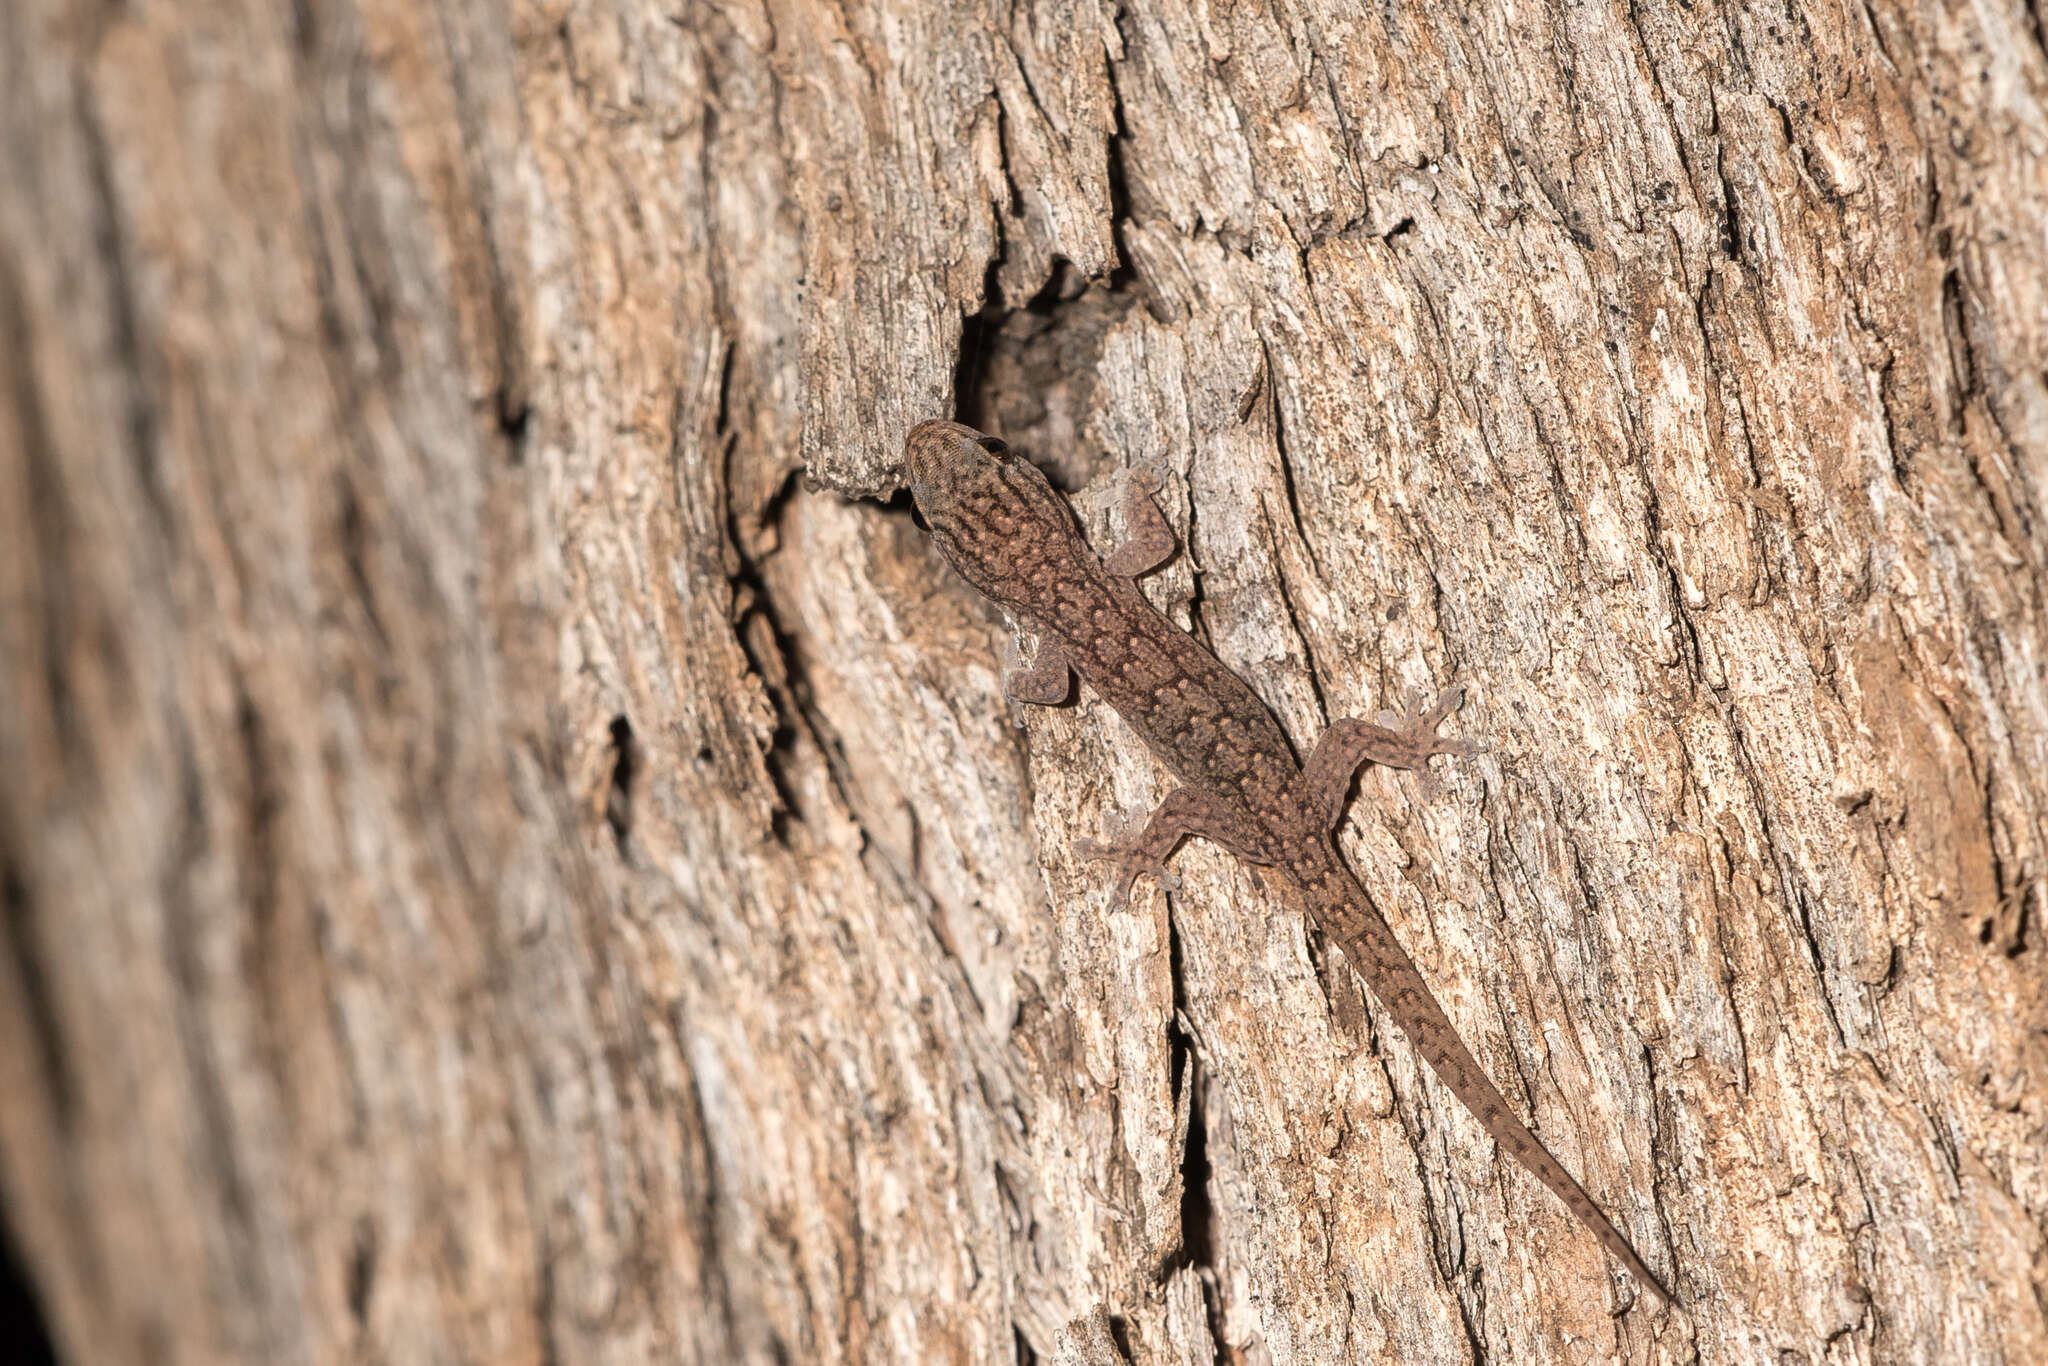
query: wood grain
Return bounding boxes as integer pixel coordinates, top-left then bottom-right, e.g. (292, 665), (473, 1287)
(2, 1), (2043, 1362)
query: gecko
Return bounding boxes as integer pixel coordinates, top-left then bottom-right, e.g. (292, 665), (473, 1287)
(903, 418), (1674, 1305)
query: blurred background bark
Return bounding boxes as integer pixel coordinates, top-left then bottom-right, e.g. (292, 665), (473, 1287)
(3, 1), (2045, 1362)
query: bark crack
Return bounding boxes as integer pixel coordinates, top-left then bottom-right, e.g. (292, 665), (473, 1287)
(605, 714), (637, 859)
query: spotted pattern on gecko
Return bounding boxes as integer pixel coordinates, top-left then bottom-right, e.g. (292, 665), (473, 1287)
(904, 418), (1673, 1305)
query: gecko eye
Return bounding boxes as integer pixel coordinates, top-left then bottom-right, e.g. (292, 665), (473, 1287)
(975, 435), (1008, 454)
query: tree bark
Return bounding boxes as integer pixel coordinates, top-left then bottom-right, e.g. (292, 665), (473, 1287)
(3, 1), (2045, 1363)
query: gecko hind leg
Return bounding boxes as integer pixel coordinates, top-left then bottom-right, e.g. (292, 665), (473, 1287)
(1101, 467), (1177, 578)
(1302, 684), (1479, 832)
(1076, 785), (1275, 909)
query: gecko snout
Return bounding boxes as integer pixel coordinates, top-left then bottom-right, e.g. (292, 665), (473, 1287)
(904, 419), (1003, 512)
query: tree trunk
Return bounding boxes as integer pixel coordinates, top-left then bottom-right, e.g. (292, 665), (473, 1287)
(4, 1), (2044, 1362)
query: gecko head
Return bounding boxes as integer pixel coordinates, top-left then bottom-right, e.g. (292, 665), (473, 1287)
(903, 419), (1009, 527)
(904, 418), (1076, 611)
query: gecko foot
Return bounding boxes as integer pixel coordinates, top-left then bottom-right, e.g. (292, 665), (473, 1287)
(1101, 466), (1177, 579)
(1074, 815), (1183, 910)
(1376, 684), (1481, 759)
(1361, 685), (1481, 801)
(1123, 463), (1170, 499)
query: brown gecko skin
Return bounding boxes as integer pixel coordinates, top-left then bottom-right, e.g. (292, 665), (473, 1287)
(904, 418), (1674, 1305)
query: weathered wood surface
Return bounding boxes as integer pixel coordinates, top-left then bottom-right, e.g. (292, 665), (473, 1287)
(3, 1), (2044, 1362)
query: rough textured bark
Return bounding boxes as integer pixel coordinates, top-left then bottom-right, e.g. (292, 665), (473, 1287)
(3, 1), (2045, 1363)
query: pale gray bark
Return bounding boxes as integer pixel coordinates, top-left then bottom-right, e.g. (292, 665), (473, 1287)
(3, 1), (2045, 1363)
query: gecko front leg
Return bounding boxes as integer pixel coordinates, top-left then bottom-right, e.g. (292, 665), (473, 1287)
(1101, 468), (1177, 578)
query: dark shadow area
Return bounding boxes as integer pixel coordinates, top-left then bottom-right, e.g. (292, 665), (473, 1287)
(0, 1204), (57, 1366)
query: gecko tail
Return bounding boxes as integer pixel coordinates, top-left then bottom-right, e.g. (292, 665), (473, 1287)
(1422, 1019), (1676, 1306)
(1441, 1042), (1674, 1305)
(1311, 879), (1676, 1306)
(1529, 1141), (1678, 1307)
